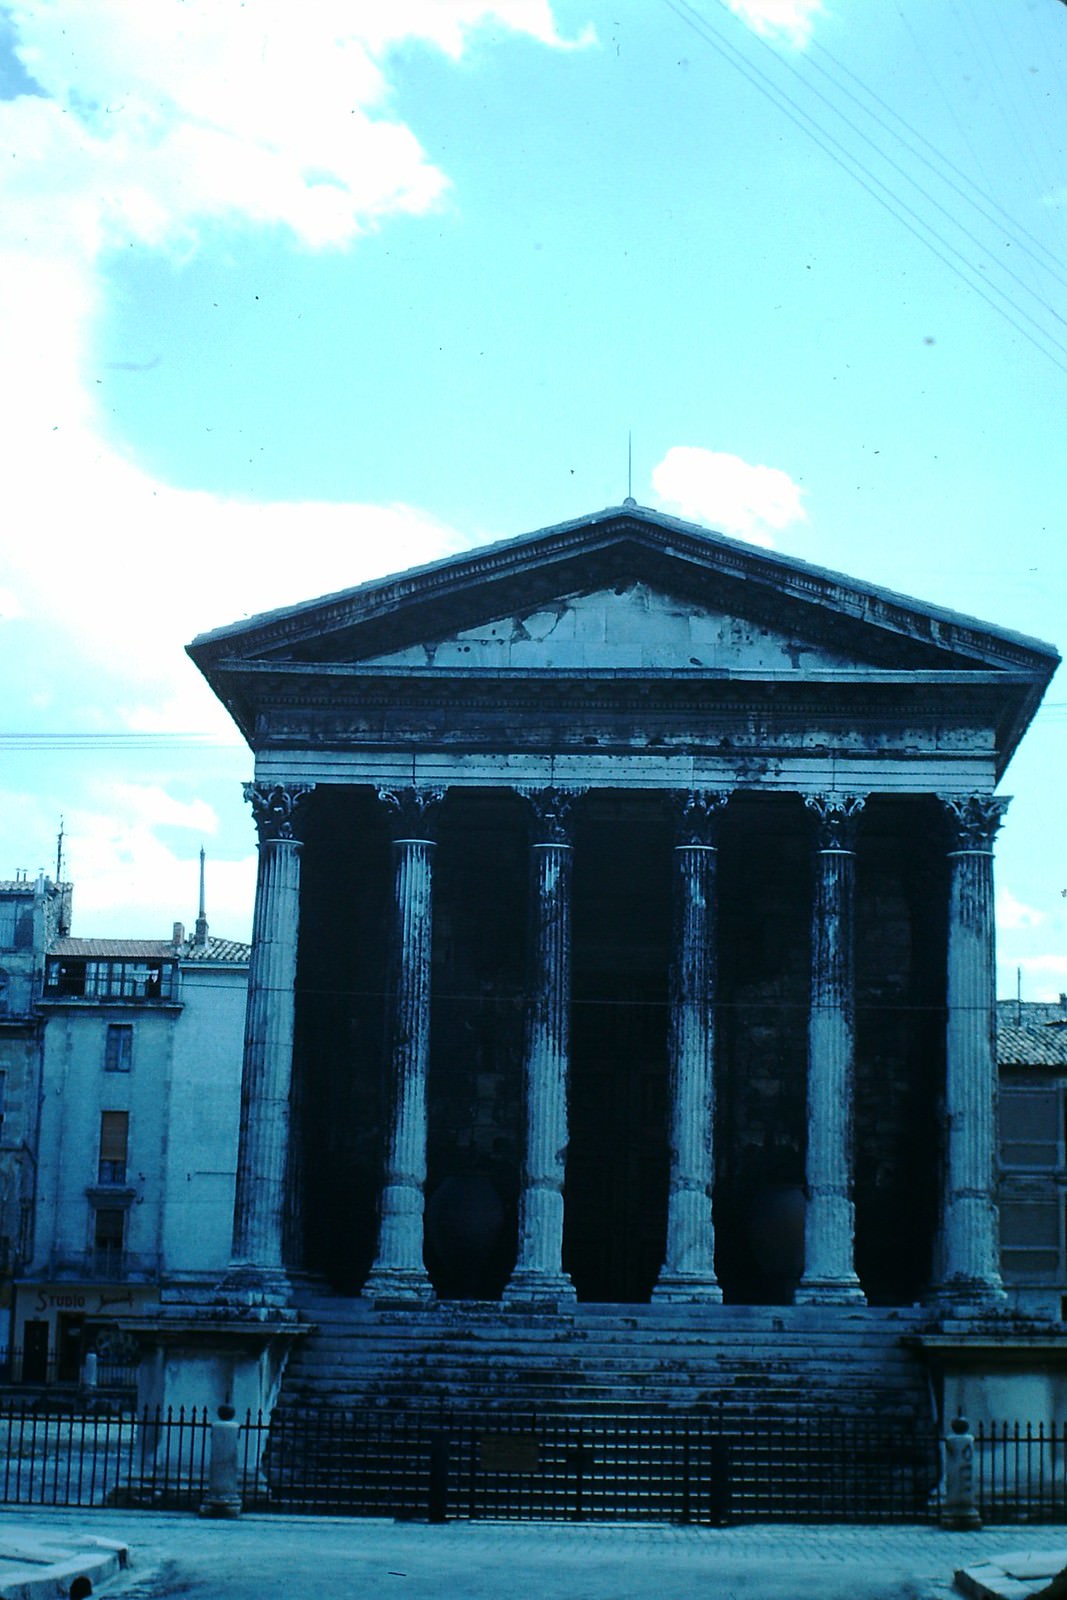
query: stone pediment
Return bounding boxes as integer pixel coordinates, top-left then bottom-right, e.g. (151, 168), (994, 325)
(357, 581), (871, 673)
(191, 504), (1057, 674)
(187, 504), (1058, 773)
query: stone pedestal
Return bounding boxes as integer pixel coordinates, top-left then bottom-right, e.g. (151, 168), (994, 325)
(226, 782), (311, 1305)
(505, 789), (581, 1305)
(933, 793), (1009, 1310)
(797, 795), (866, 1306)
(654, 792), (726, 1303)
(364, 788), (444, 1303)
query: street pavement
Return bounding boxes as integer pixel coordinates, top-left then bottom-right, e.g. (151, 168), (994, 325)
(3, 1511), (1067, 1600)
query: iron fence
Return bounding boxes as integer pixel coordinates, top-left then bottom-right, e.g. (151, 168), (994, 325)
(0, 1405), (209, 1509)
(0, 1348), (138, 1392)
(974, 1421), (1067, 1523)
(250, 1407), (940, 1523)
(0, 1404), (1062, 1523)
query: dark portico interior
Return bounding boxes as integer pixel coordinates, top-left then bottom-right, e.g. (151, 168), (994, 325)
(290, 783), (943, 1308)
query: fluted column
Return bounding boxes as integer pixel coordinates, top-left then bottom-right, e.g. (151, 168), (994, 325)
(933, 792), (1010, 1309)
(504, 787), (583, 1304)
(363, 786), (444, 1303)
(653, 791), (727, 1303)
(228, 781), (312, 1301)
(796, 794), (866, 1305)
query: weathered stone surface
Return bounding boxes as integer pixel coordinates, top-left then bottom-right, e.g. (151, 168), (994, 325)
(184, 506), (1057, 1332)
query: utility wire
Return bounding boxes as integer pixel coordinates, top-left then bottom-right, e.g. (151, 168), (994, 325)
(661, 0), (1067, 375)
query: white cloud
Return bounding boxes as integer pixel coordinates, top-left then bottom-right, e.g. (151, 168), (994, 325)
(651, 446), (807, 547)
(724, 0), (824, 48)
(0, 2), (587, 935)
(1014, 955), (1067, 1005)
(3, 2), (591, 255)
(998, 887), (1047, 932)
(0, 2), (590, 719)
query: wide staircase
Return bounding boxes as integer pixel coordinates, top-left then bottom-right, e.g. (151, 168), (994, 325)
(279, 1291), (934, 1421)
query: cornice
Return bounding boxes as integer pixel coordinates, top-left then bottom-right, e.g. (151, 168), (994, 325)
(187, 505), (1060, 674)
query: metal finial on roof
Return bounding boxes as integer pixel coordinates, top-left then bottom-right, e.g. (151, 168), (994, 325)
(194, 846), (209, 949)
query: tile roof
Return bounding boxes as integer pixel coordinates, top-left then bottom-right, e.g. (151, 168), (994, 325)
(48, 936), (249, 965)
(997, 1002), (1067, 1068)
(179, 936), (251, 963)
(49, 938), (176, 959)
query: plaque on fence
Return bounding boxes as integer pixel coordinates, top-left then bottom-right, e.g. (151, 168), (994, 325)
(478, 1432), (541, 1472)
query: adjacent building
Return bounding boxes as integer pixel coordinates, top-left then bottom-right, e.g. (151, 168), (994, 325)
(998, 996), (1067, 1321)
(1, 871), (248, 1386)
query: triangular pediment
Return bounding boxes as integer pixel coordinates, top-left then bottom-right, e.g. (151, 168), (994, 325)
(187, 504), (1058, 772)
(357, 580), (872, 673)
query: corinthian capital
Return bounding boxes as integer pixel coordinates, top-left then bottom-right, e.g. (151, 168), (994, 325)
(805, 793), (866, 852)
(669, 789), (730, 847)
(941, 793), (1011, 852)
(243, 782), (314, 844)
(376, 785), (446, 841)
(520, 786), (585, 846)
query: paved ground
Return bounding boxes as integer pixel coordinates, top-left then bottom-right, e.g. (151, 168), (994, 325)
(4, 1512), (1067, 1600)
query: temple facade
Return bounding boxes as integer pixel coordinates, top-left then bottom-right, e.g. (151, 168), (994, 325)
(181, 502), (1062, 1440)
(187, 504), (1059, 1351)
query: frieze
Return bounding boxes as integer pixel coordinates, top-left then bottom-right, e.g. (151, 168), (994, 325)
(376, 785), (447, 840)
(243, 782), (314, 843)
(805, 793), (866, 852)
(940, 793), (1011, 852)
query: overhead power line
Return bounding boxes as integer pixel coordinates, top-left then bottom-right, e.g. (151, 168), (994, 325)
(660, 0), (1067, 376)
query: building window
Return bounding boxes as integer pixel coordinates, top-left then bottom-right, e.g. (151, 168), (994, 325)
(98, 1111), (129, 1185)
(1000, 1191), (1064, 1280)
(45, 958), (174, 1002)
(1000, 1086), (1064, 1169)
(93, 1208), (124, 1276)
(104, 1024), (133, 1073)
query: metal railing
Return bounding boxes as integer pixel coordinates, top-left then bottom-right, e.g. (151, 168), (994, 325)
(0, 1348), (138, 1392)
(0, 1404), (1061, 1523)
(250, 1407), (940, 1523)
(975, 1420), (1067, 1522)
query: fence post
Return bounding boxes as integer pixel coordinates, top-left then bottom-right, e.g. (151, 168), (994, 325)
(80, 1351), (98, 1394)
(941, 1414), (981, 1530)
(428, 1429), (449, 1523)
(199, 1404), (242, 1519)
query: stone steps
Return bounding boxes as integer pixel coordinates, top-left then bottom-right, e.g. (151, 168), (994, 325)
(278, 1295), (933, 1420)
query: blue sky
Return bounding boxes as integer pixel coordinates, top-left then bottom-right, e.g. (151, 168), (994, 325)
(0, 0), (1064, 997)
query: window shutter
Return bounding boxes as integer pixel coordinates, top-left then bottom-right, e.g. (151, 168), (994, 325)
(99, 1111), (129, 1163)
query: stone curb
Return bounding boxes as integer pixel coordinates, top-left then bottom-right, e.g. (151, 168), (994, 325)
(0, 1536), (128, 1600)
(956, 1550), (1067, 1600)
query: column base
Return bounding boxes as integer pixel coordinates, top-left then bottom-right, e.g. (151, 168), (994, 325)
(651, 1274), (723, 1305)
(362, 1266), (435, 1305)
(502, 1268), (577, 1308)
(928, 1279), (1008, 1317)
(795, 1277), (866, 1307)
(216, 1263), (294, 1311)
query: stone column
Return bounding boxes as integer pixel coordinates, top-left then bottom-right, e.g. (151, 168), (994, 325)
(653, 791), (727, 1303)
(504, 787), (582, 1305)
(933, 792), (1010, 1309)
(228, 781), (312, 1301)
(363, 786), (444, 1303)
(796, 794), (866, 1305)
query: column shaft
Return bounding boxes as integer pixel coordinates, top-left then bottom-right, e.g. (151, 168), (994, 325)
(506, 790), (579, 1303)
(654, 789), (726, 1302)
(229, 783), (310, 1300)
(935, 794), (1009, 1307)
(365, 799), (440, 1302)
(797, 796), (865, 1305)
